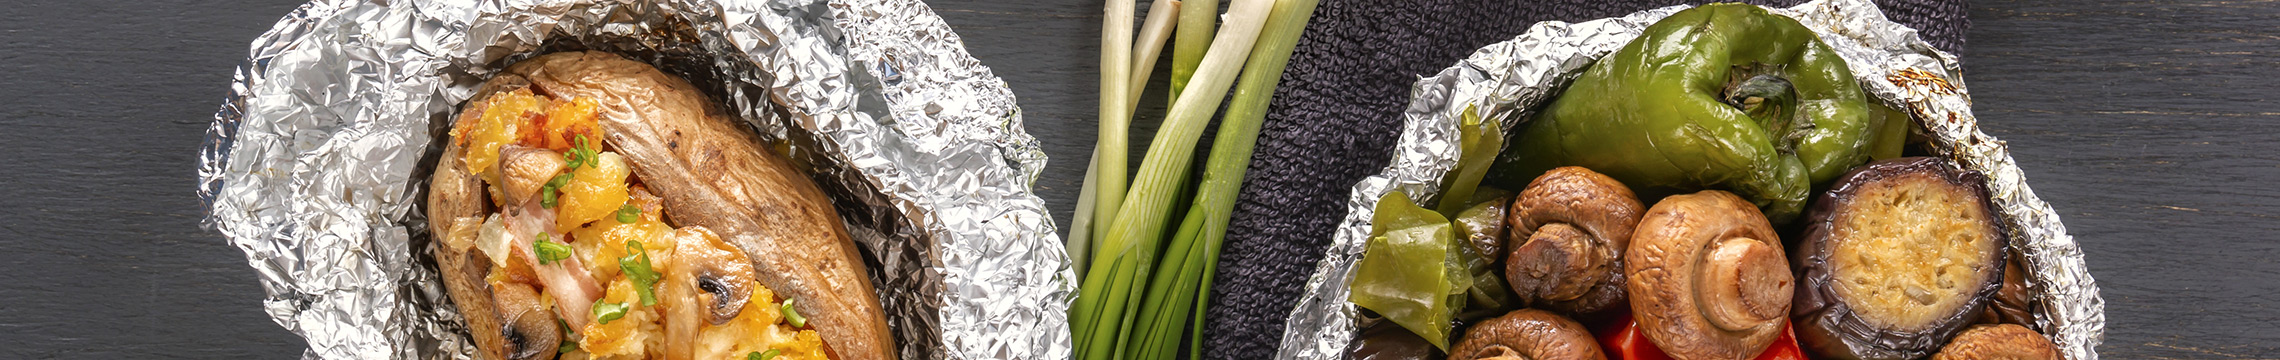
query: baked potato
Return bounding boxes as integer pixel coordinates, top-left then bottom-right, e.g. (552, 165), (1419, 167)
(426, 51), (894, 360)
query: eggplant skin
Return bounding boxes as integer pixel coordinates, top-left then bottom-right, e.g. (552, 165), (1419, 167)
(1791, 157), (2006, 360)
(427, 51), (895, 359)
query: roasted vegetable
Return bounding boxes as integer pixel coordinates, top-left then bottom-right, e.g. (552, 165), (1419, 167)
(1626, 190), (1791, 360)
(1436, 106), (1505, 216)
(1447, 309), (1606, 360)
(1490, 3), (1890, 223)
(1350, 191), (1470, 350)
(1453, 189), (1513, 263)
(1978, 257), (2038, 326)
(1350, 315), (1441, 360)
(1930, 324), (2059, 360)
(1600, 315), (1806, 360)
(1793, 157), (2006, 360)
(1503, 167), (1642, 321)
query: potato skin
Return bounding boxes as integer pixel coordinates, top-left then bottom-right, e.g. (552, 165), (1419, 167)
(427, 51), (893, 360)
(1791, 157), (2007, 360)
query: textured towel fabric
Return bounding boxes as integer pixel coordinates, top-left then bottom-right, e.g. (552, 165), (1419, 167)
(1202, 0), (1968, 358)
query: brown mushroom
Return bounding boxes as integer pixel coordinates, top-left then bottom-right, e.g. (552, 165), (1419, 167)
(491, 281), (562, 360)
(1625, 190), (1791, 360)
(1930, 324), (2060, 360)
(1447, 309), (1608, 360)
(658, 226), (759, 359)
(497, 145), (566, 206)
(1503, 167), (1644, 319)
(1978, 257), (2037, 326)
(1792, 157), (2006, 360)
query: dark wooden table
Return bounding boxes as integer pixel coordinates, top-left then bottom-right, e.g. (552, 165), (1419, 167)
(2, 0), (2271, 358)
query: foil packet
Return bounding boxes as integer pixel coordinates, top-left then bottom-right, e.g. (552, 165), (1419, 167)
(196, 0), (1075, 359)
(1277, 0), (2105, 358)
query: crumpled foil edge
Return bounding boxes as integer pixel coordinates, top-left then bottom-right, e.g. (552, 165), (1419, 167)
(1276, 0), (2104, 359)
(197, 0), (1073, 359)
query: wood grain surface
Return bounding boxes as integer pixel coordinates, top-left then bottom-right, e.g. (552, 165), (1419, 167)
(0, 0), (2269, 358)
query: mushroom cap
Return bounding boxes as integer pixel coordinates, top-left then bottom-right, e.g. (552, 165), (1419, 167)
(1446, 309), (1608, 360)
(1930, 324), (2059, 360)
(1626, 190), (1791, 360)
(491, 281), (561, 360)
(1504, 166), (1644, 318)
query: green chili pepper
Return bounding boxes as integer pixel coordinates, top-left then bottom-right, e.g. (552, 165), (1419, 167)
(1347, 191), (1468, 350)
(1490, 4), (1890, 223)
(1434, 106), (1503, 218)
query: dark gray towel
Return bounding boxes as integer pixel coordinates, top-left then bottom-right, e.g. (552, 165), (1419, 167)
(1203, 1), (1968, 358)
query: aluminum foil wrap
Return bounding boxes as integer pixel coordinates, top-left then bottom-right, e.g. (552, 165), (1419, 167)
(1278, 0), (2105, 358)
(196, 0), (1075, 359)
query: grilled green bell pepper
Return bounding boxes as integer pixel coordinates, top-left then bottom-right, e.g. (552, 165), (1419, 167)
(1349, 191), (1469, 350)
(1488, 3), (1888, 223)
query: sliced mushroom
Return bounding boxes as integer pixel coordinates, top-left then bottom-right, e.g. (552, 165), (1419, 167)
(1930, 324), (2059, 360)
(492, 281), (561, 360)
(498, 145), (567, 206)
(1626, 190), (1791, 360)
(1793, 157), (2006, 360)
(658, 226), (758, 360)
(1504, 167), (1644, 319)
(1446, 309), (1607, 360)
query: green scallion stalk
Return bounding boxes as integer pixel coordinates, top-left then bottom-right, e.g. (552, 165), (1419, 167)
(1066, 150), (1102, 280)
(1072, 0), (1138, 351)
(1169, 0), (1218, 99)
(1129, 0), (1181, 106)
(1072, 0), (1278, 357)
(1126, 0), (1321, 357)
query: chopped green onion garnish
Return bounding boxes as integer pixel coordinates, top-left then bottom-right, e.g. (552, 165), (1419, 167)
(618, 240), (660, 306)
(541, 172), (573, 208)
(565, 148), (585, 169)
(534, 234), (573, 265)
(616, 204), (640, 223)
(573, 135), (599, 169)
(782, 298), (806, 328)
(557, 319), (579, 353)
(592, 300), (628, 324)
(747, 349), (780, 360)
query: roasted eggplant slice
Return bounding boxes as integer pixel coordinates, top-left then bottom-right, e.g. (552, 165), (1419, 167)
(1446, 309), (1607, 360)
(1793, 157), (2007, 360)
(1930, 324), (2059, 360)
(1626, 190), (1791, 360)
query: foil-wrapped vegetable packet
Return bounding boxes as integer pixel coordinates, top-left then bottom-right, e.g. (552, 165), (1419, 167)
(1278, 0), (2105, 359)
(196, 0), (1073, 359)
